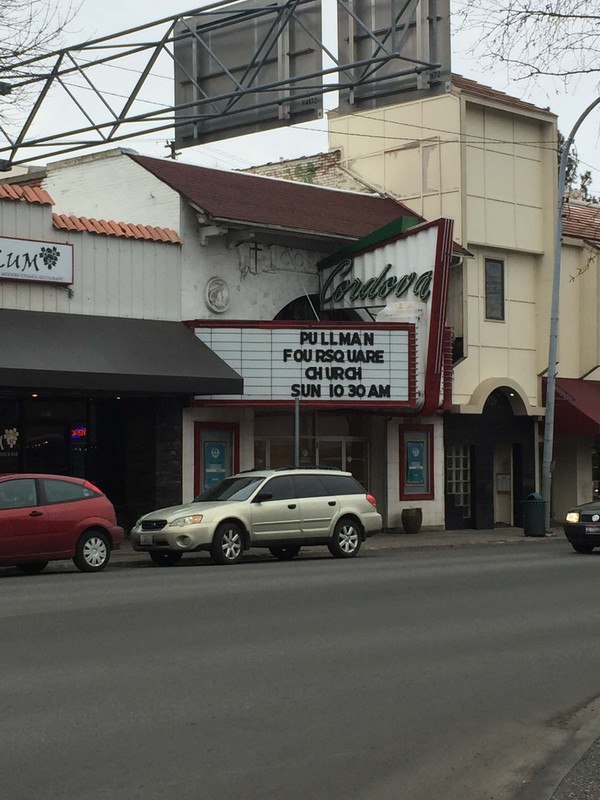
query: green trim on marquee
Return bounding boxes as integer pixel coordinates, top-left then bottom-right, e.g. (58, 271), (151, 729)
(318, 215), (422, 268)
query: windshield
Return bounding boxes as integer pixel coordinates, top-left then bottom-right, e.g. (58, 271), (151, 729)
(193, 476), (266, 502)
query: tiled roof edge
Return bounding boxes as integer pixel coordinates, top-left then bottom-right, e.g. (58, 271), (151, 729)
(52, 213), (183, 244)
(0, 184), (54, 205)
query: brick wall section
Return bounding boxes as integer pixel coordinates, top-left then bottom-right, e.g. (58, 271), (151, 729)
(43, 149), (181, 232)
(245, 149), (375, 193)
(101, 398), (183, 531)
(153, 399), (184, 512)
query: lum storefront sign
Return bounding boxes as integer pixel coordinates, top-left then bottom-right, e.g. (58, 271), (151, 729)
(0, 235), (74, 285)
(193, 322), (416, 408)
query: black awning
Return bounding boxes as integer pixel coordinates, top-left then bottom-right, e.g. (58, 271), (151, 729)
(0, 309), (243, 395)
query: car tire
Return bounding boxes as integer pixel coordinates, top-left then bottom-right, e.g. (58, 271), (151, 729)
(269, 545), (301, 561)
(210, 522), (244, 565)
(572, 542), (595, 554)
(328, 517), (362, 558)
(16, 561), (49, 575)
(149, 551), (182, 567)
(73, 530), (111, 572)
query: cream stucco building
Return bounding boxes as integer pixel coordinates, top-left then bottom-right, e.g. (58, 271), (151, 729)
(252, 75), (600, 526)
(253, 77), (556, 527)
(327, 76), (600, 525)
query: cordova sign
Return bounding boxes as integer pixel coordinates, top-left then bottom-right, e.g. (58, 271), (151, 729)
(318, 221), (446, 312)
(320, 260), (433, 306)
(194, 323), (416, 407)
(0, 235), (74, 285)
(319, 218), (455, 415)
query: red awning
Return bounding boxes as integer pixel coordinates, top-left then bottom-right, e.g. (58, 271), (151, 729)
(551, 378), (600, 435)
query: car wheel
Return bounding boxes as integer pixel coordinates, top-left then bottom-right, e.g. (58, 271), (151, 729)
(149, 551), (182, 567)
(269, 545), (301, 561)
(16, 561), (49, 575)
(328, 517), (362, 558)
(210, 522), (244, 565)
(73, 530), (110, 572)
(572, 542), (595, 554)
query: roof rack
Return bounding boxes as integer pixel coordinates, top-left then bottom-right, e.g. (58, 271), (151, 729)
(236, 465), (349, 473)
(271, 465), (345, 471)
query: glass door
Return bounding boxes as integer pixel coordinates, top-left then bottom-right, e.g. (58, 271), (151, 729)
(316, 440), (343, 470)
(345, 440), (368, 487)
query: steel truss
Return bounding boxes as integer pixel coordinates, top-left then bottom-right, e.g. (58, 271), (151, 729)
(0, 0), (448, 168)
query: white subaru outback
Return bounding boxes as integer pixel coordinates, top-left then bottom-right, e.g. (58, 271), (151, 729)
(130, 468), (382, 566)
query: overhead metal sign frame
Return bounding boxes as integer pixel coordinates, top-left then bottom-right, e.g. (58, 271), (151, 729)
(0, 0), (450, 168)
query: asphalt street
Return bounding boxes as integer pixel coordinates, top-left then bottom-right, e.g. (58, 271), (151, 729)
(1, 535), (600, 800)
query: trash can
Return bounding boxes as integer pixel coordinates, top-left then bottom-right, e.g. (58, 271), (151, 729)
(523, 492), (547, 537)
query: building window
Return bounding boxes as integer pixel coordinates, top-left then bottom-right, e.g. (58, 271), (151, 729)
(399, 425), (434, 500)
(446, 445), (471, 518)
(485, 258), (505, 321)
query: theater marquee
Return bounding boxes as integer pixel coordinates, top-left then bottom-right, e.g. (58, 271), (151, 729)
(193, 322), (416, 408)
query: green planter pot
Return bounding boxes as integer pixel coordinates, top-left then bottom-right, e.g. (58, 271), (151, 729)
(401, 508), (423, 535)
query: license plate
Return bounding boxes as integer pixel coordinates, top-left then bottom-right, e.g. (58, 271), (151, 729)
(140, 533), (153, 546)
(585, 526), (600, 535)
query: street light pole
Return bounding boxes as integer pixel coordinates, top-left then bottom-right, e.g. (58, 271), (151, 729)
(541, 96), (600, 532)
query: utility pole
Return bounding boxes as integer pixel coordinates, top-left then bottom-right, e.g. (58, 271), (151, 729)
(541, 96), (600, 532)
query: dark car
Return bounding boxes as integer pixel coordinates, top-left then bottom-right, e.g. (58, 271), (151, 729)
(0, 473), (124, 574)
(564, 501), (600, 553)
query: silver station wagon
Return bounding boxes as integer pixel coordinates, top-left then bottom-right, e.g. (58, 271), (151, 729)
(130, 468), (382, 566)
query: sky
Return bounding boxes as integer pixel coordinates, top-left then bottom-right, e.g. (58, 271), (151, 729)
(10, 0), (600, 188)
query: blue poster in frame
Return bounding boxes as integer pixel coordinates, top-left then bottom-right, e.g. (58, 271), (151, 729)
(406, 441), (425, 486)
(204, 441), (228, 489)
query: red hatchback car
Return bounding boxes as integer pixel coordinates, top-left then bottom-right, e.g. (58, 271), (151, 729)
(0, 473), (124, 575)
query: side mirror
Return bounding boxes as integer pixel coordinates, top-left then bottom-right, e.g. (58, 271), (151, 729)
(253, 491), (273, 503)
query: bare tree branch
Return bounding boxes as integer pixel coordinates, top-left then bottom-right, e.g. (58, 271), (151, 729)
(454, 0), (600, 81)
(0, 1), (79, 113)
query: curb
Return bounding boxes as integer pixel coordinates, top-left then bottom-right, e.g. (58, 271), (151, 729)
(516, 696), (600, 800)
(110, 529), (564, 567)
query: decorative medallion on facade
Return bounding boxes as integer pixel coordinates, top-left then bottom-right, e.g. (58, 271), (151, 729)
(204, 277), (231, 313)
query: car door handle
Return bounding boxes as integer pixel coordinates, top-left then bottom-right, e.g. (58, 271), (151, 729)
(288, 504), (297, 509)
(29, 510), (43, 517)
(328, 501), (336, 506)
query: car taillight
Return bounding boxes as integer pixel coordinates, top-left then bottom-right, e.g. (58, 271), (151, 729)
(366, 493), (377, 508)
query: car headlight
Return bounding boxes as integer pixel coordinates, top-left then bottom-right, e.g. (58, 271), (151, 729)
(169, 514), (204, 528)
(565, 511), (580, 523)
